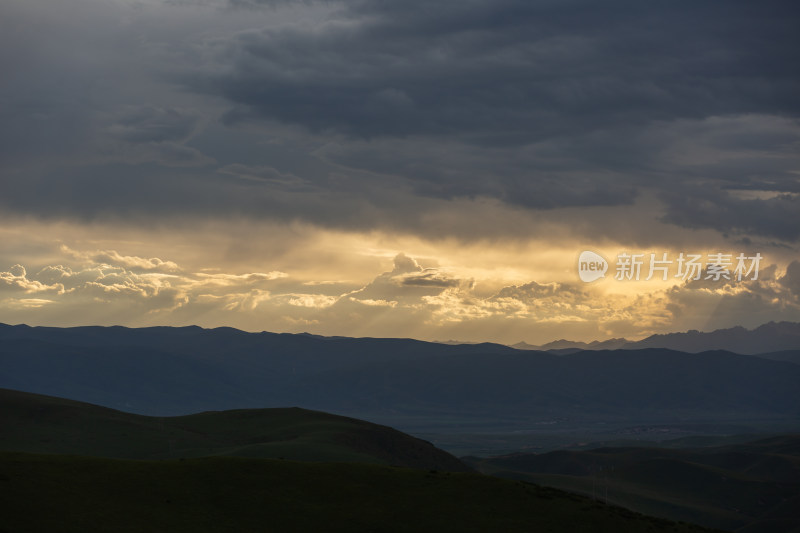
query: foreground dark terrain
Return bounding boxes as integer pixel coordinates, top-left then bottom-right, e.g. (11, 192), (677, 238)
(0, 389), (718, 532)
(0, 452), (719, 533)
(467, 436), (800, 532)
(2, 323), (798, 531)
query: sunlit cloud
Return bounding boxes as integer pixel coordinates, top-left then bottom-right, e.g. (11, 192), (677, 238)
(1, 234), (799, 344)
(4, 298), (55, 309)
(284, 294), (339, 308)
(0, 265), (64, 295)
(60, 245), (181, 273)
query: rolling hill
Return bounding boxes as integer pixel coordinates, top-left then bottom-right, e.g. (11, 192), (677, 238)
(0, 388), (468, 471)
(466, 435), (800, 532)
(0, 388), (722, 532)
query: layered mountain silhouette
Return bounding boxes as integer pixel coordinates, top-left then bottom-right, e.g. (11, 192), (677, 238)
(1, 323), (798, 432)
(512, 321), (800, 355)
(513, 338), (630, 351)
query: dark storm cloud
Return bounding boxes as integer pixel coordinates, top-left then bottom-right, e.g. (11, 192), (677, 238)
(313, 138), (640, 208)
(178, 0), (800, 239)
(2, 0), (799, 243)
(217, 163), (310, 188)
(107, 106), (198, 144)
(661, 188), (800, 242)
(198, 0), (799, 140)
(780, 260), (800, 294)
(226, 0), (317, 6)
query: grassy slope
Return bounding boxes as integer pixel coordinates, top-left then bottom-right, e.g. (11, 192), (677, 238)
(0, 452), (720, 533)
(0, 388), (467, 471)
(467, 437), (800, 532)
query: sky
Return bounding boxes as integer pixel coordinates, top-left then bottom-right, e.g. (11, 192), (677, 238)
(1, 0), (799, 344)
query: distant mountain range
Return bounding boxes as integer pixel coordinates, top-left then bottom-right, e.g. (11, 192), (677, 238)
(1, 323), (799, 435)
(512, 338), (630, 351)
(512, 321), (800, 355)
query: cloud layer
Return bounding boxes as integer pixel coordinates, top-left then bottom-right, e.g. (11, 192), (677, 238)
(1, 0), (798, 338)
(0, 0), (798, 242)
(2, 242), (799, 343)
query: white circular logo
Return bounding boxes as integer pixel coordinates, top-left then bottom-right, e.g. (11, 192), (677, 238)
(578, 250), (608, 282)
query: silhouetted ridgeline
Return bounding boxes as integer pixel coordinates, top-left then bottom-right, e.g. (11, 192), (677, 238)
(515, 321), (800, 355)
(1, 323), (798, 428)
(0, 387), (469, 470)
